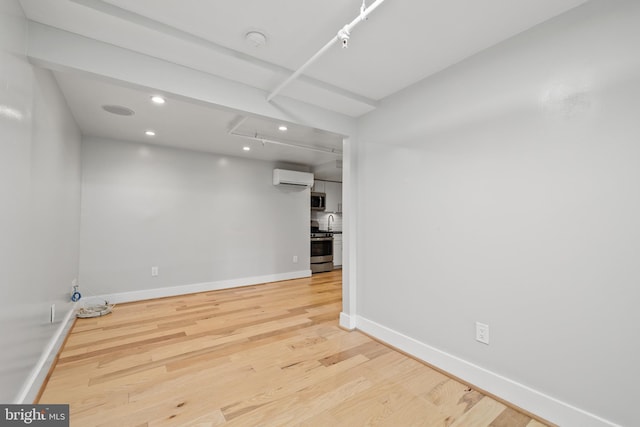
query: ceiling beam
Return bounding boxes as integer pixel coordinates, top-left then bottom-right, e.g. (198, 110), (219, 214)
(70, 0), (379, 109)
(26, 22), (357, 137)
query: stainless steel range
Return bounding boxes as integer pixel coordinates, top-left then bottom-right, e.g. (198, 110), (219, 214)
(310, 220), (333, 273)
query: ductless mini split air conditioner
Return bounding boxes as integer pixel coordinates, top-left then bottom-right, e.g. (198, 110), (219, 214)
(273, 169), (314, 187)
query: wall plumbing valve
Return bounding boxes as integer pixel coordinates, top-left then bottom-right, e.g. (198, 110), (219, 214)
(71, 285), (81, 302)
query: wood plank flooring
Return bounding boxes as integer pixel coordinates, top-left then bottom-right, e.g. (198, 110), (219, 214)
(39, 270), (550, 426)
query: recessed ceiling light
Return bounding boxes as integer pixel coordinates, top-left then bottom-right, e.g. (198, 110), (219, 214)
(145, 130), (156, 136)
(243, 146), (251, 151)
(278, 125), (288, 131)
(102, 105), (135, 116)
(151, 96), (166, 105)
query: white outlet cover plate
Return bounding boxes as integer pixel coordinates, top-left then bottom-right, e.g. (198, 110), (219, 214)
(475, 321), (489, 345)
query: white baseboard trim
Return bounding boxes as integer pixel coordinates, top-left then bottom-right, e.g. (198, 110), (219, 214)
(15, 303), (77, 404)
(339, 312), (356, 330)
(356, 316), (621, 427)
(95, 270), (312, 305)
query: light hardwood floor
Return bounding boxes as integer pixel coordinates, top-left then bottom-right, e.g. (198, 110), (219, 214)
(39, 270), (550, 426)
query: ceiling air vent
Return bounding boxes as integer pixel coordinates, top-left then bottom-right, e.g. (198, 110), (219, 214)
(102, 105), (135, 116)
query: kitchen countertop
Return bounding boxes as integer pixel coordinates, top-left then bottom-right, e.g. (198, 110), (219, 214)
(318, 230), (342, 234)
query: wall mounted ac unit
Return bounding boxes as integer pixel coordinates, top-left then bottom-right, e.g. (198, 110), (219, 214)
(273, 169), (314, 187)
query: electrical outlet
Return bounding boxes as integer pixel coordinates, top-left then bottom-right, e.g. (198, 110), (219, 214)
(151, 266), (159, 277)
(475, 322), (489, 345)
(50, 304), (55, 323)
(293, 255), (298, 263)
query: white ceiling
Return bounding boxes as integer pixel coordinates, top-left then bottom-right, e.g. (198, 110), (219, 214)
(19, 0), (589, 175)
(54, 72), (344, 169)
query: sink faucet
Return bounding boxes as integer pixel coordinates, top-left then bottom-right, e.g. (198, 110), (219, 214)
(328, 214), (334, 231)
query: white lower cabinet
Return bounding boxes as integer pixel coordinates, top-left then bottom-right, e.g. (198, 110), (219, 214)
(333, 233), (342, 267)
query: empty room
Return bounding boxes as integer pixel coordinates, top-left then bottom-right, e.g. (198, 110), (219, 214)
(1, 1), (637, 426)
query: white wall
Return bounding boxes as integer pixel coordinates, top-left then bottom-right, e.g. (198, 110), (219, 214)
(356, 1), (639, 426)
(79, 137), (310, 299)
(0, 1), (81, 403)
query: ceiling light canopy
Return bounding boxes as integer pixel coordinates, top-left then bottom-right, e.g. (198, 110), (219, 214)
(278, 125), (288, 131)
(145, 130), (156, 136)
(243, 146), (251, 151)
(151, 95), (166, 104)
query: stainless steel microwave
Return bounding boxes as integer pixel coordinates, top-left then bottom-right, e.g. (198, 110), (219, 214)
(311, 192), (326, 211)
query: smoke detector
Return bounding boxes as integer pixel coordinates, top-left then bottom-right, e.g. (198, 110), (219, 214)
(245, 31), (267, 48)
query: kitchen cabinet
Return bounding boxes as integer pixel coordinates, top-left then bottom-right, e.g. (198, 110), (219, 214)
(312, 179), (342, 212)
(333, 233), (342, 268)
(325, 181), (341, 213)
(323, 181), (342, 213)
